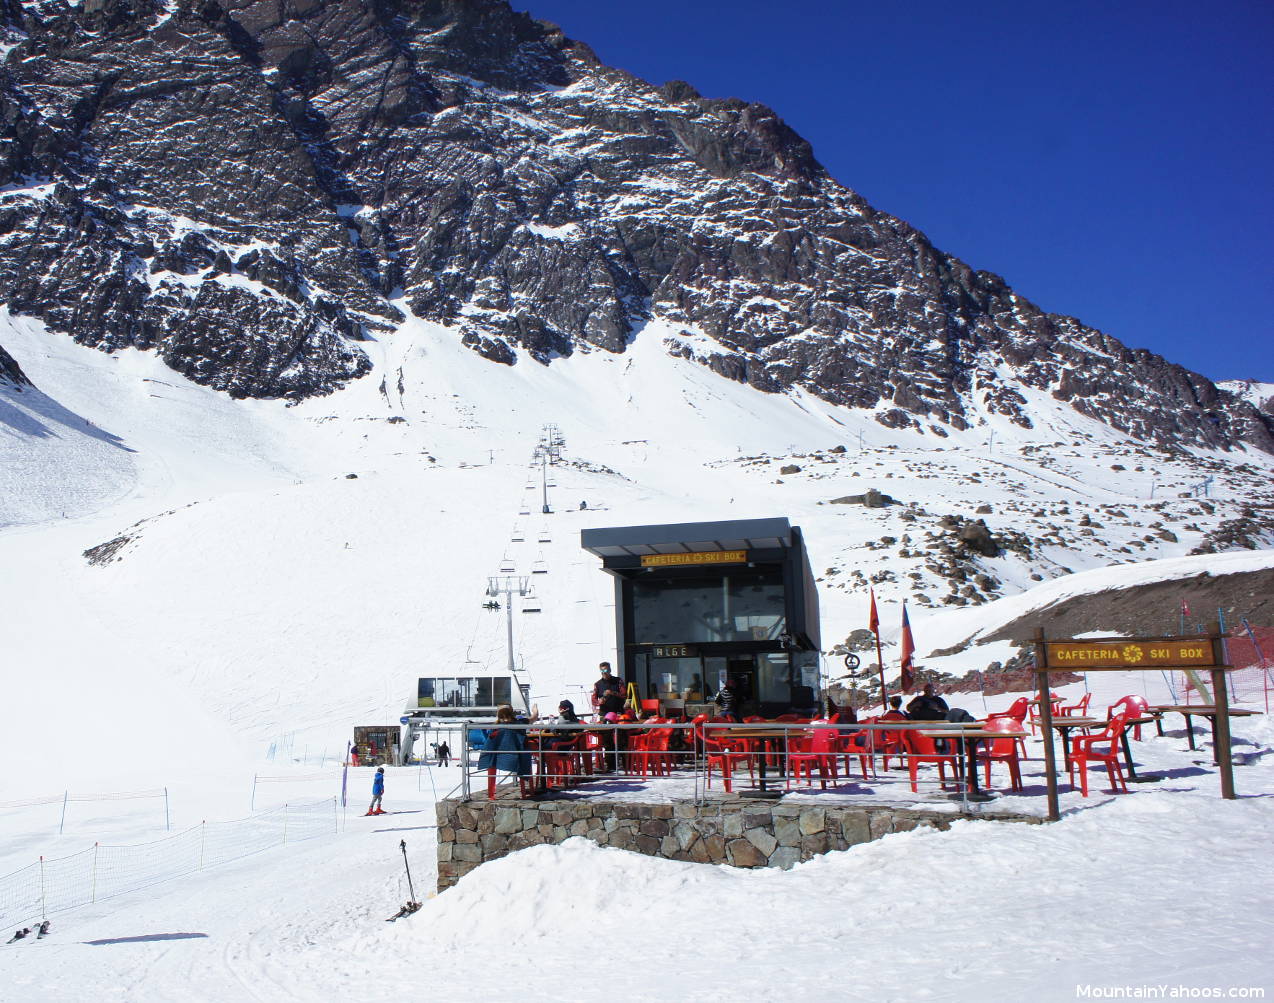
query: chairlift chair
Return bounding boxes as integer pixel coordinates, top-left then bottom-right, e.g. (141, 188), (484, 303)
(531, 558), (548, 574)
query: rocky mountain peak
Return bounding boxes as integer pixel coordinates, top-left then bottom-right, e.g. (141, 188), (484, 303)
(0, 0), (1269, 454)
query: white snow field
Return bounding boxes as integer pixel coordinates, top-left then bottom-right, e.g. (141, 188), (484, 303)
(3, 308), (1273, 1001)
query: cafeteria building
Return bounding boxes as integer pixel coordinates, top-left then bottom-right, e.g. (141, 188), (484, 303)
(580, 517), (821, 718)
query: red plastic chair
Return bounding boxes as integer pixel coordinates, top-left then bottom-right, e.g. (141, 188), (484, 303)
(634, 725), (675, 777)
(738, 715), (776, 767)
(976, 716), (1025, 791)
(1107, 695), (1152, 740)
(693, 716), (752, 793)
(903, 730), (960, 793)
(986, 696), (1030, 760)
(542, 734), (587, 787)
(987, 696), (1029, 724)
(1028, 692), (1063, 736)
(788, 725), (840, 789)
(1058, 692), (1092, 717)
(838, 718), (875, 780)
(1068, 714), (1129, 796)
(865, 720), (905, 771)
(582, 731), (608, 773)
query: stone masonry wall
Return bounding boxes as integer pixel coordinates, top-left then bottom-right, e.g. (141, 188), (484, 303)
(436, 797), (1039, 891)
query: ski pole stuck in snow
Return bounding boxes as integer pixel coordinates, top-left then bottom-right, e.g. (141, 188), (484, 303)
(387, 839), (422, 922)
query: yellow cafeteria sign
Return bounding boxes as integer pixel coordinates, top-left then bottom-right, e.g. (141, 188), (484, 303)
(1045, 639), (1215, 669)
(640, 549), (748, 568)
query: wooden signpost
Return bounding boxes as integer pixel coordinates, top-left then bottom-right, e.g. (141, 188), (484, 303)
(1029, 624), (1237, 822)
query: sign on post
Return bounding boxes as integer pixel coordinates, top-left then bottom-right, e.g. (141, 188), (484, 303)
(1030, 626), (1235, 822)
(1044, 638), (1216, 669)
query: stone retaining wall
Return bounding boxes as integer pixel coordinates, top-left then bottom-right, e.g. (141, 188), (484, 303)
(436, 797), (1039, 890)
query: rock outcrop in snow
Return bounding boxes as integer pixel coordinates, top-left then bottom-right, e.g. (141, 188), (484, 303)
(0, 0), (1270, 452)
(0, 341), (27, 387)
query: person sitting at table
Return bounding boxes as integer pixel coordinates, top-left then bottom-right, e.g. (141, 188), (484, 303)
(478, 705), (532, 777)
(828, 701), (869, 749)
(544, 700), (583, 750)
(881, 695), (908, 721)
(907, 683), (949, 721)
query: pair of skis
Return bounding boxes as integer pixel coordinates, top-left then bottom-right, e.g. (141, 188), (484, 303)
(6, 920), (50, 944)
(386, 839), (422, 922)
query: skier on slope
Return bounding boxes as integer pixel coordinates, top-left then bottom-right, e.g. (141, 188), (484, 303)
(366, 766), (386, 816)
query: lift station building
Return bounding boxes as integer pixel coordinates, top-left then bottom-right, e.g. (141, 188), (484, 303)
(581, 517), (821, 717)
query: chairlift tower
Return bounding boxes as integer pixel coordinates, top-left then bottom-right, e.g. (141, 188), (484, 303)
(540, 449), (552, 514)
(486, 575), (533, 713)
(543, 423), (564, 464)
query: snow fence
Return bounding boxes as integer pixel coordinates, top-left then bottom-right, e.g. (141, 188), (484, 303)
(0, 798), (339, 928)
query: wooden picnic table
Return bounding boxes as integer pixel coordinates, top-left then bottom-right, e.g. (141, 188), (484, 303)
(1150, 705), (1262, 763)
(719, 728), (792, 798)
(918, 728), (1024, 798)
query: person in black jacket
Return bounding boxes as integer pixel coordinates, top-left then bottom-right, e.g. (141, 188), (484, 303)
(907, 683), (950, 721)
(593, 663), (626, 771)
(593, 662), (625, 715)
(545, 700), (582, 750)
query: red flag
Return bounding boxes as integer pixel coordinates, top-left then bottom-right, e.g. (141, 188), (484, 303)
(899, 603), (916, 693)
(868, 588), (880, 635)
(1181, 599), (1191, 617)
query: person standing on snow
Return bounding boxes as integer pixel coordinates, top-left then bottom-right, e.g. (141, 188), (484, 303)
(437, 741), (451, 767)
(367, 766), (386, 815)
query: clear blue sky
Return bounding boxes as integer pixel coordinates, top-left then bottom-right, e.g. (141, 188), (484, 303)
(522, 0), (1273, 383)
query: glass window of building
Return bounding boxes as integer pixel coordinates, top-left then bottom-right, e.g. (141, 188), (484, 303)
(631, 571), (785, 644)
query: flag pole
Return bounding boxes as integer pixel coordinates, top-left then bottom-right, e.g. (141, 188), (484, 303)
(874, 632), (887, 711)
(869, 589), (887, 711)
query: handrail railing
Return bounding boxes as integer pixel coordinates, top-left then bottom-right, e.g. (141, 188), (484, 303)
(460, 719), (1008, 807)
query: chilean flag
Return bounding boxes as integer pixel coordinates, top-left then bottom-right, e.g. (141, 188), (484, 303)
(1181, 599), (1191, 617)
(900, 603), (916, 693)
(869, 588), (880, 635)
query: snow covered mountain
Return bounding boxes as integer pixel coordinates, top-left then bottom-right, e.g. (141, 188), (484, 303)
(3, 294), (1273, 791)
(0, 0), (1270, 456)
(1221, 379), (1274, 416)
(2, 0), (1272, 792)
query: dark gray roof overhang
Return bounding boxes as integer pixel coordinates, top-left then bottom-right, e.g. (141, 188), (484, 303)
(580, 517), (793, 559)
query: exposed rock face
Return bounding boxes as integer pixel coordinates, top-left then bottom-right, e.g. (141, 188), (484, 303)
(0, 0), (1270, 451)
(976, 567), (1274, 645)
(0, 341), (28, 387)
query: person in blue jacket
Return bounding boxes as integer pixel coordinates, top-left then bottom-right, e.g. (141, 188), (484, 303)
(478, 705), (532, 778)
(366, 766), (386, 816)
